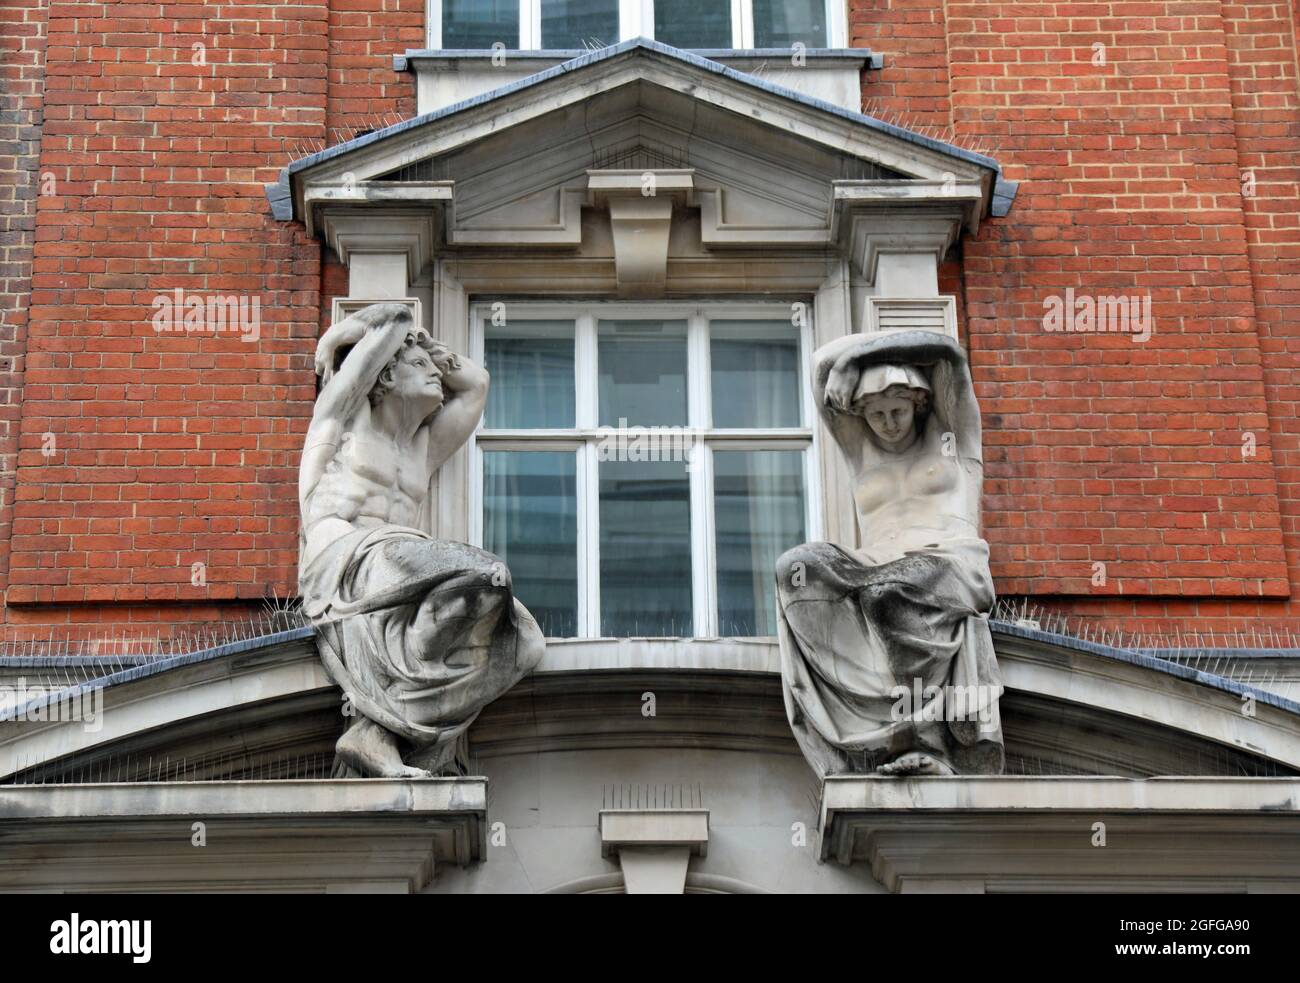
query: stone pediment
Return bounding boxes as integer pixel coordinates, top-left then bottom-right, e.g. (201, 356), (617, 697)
(270, 40), (1013, 288)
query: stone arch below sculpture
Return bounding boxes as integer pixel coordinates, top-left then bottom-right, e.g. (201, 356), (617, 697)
(2, 624), (1297, 785)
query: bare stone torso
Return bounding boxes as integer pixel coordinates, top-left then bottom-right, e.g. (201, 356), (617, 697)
(852, 418), (976, 562)
(302, 403), (431, 567)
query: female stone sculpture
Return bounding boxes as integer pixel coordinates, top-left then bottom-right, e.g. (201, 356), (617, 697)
(776, 329), (1004, 778)
(298, 302), (544, 777)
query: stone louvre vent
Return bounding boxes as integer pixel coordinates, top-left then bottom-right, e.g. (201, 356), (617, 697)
(866, 296), (958, 338)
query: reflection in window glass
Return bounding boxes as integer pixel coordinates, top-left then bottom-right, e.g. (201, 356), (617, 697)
(714, 450), (806, 636)
(598, 319), (688, 427)
(541, 0), (619, 49)
(654, 0), (732, 49)
(710, 320), (802, 428)
(483, 451), (579, 638)
(752, 0), (828, 47)
(484, 320), (575, 428)
(600, 459), (693, 636)
(442, 0), (520, 48)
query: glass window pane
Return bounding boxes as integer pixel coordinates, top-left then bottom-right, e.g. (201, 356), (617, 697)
(541, 0), (619, 49)
(600, 459), (692, 636)
(654, 0), (732, 49)
(710, 320), (802, 428)
(598, 319), (688, 427)
(442, 0), (519, 48)
(483, 450), (579, 638)
(714, 450), (806, 636)
(484, 320), (575, 428)
(753, 0), (828, 48)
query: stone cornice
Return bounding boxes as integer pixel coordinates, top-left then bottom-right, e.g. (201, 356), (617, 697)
(0, 778), (487, 892)
(820, 776), (1300, 890)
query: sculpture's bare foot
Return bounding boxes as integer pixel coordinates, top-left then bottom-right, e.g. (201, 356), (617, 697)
(337, 718), (431, 778)
(875, 752), (955, 777)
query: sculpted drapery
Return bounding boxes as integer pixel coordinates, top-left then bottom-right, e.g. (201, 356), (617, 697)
(298, 303), (544, 778)
(776, 329), (1005, 778)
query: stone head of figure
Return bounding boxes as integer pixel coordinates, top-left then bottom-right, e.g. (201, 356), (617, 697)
(369, 329), (459, 414)
(851, 365), (931, 453)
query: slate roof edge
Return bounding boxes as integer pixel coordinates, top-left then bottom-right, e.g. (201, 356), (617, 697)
(266, 38), (1008, 220)
(394, 47), (882, 69)
(6, 621), (1296, 720)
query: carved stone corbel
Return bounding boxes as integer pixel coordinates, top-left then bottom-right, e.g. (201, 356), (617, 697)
(318, 206), (443, 296)
(587, 169), (694, 297)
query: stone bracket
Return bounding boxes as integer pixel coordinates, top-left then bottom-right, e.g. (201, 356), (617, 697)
(599, 808), (709, 894)
(0, 778), (488, 893)
(318, 206), (443, 289)
(587, 169), (694, 297)
(834, 202), (965, 290)
(820, 776), (1300, 892)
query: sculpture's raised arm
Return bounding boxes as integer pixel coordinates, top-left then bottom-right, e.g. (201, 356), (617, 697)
(299, 304), (415, 515)
(423, 346), (488, 476)
(813, 329), (982, 466)
(313, 303), (415, 421)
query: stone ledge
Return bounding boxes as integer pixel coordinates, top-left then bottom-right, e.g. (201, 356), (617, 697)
(394, 48), (879, 72)
(820, 776), (1300, 892)
(0, 778), (487, 893)
(599, 808), (710, 858)
(598, 808), (711, 893)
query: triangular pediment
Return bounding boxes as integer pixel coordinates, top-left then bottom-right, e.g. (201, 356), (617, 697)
(274, 39), (1006, 244)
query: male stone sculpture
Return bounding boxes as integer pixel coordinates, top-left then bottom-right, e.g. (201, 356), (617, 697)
(298, 302), (544, 777)
(776, 329), (1004, 778)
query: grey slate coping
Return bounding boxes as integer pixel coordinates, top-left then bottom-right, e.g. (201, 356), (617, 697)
(6, 621), (1298, 719)
(395, 47), (882, 69)
(991, 178), (1019, 217)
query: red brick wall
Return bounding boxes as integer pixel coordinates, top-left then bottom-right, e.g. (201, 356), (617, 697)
(0, 0), (49, 594)
(8, 1), (328, 627)
(0, 0), (1298, 642)
(855, 0), (953, 128)
(326, 0), (421, 145)
(1221, 0), (1300, 609)
(928, 0), (1297, 633)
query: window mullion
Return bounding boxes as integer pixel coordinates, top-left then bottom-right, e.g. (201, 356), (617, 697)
(522, 0), (540, 48)
(799, 301), (823, 541)
(469, 443), (484, 546)
(692, 442), (717, 637)
(578, 440), (599, 636)
(687, 310), (709, 430)
(468, 308), (484, 546)
(828, 0), (846, 47)
(734, 0), (750, 48)
(576, 312), (596, 427)
(577, 313), (600, 636)
(619, 0), (644, 40)
(687, 310), (714, 637)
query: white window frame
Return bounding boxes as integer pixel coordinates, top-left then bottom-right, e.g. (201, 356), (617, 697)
(469, 300), (822, 640)
(428, 0), (847, 50)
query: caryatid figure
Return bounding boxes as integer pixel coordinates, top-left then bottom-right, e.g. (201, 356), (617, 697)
(299, 302), (544, 777)
(776, 329), (1004, 778)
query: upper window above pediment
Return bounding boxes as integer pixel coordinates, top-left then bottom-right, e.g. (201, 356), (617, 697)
(430, 0), (847, 51)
